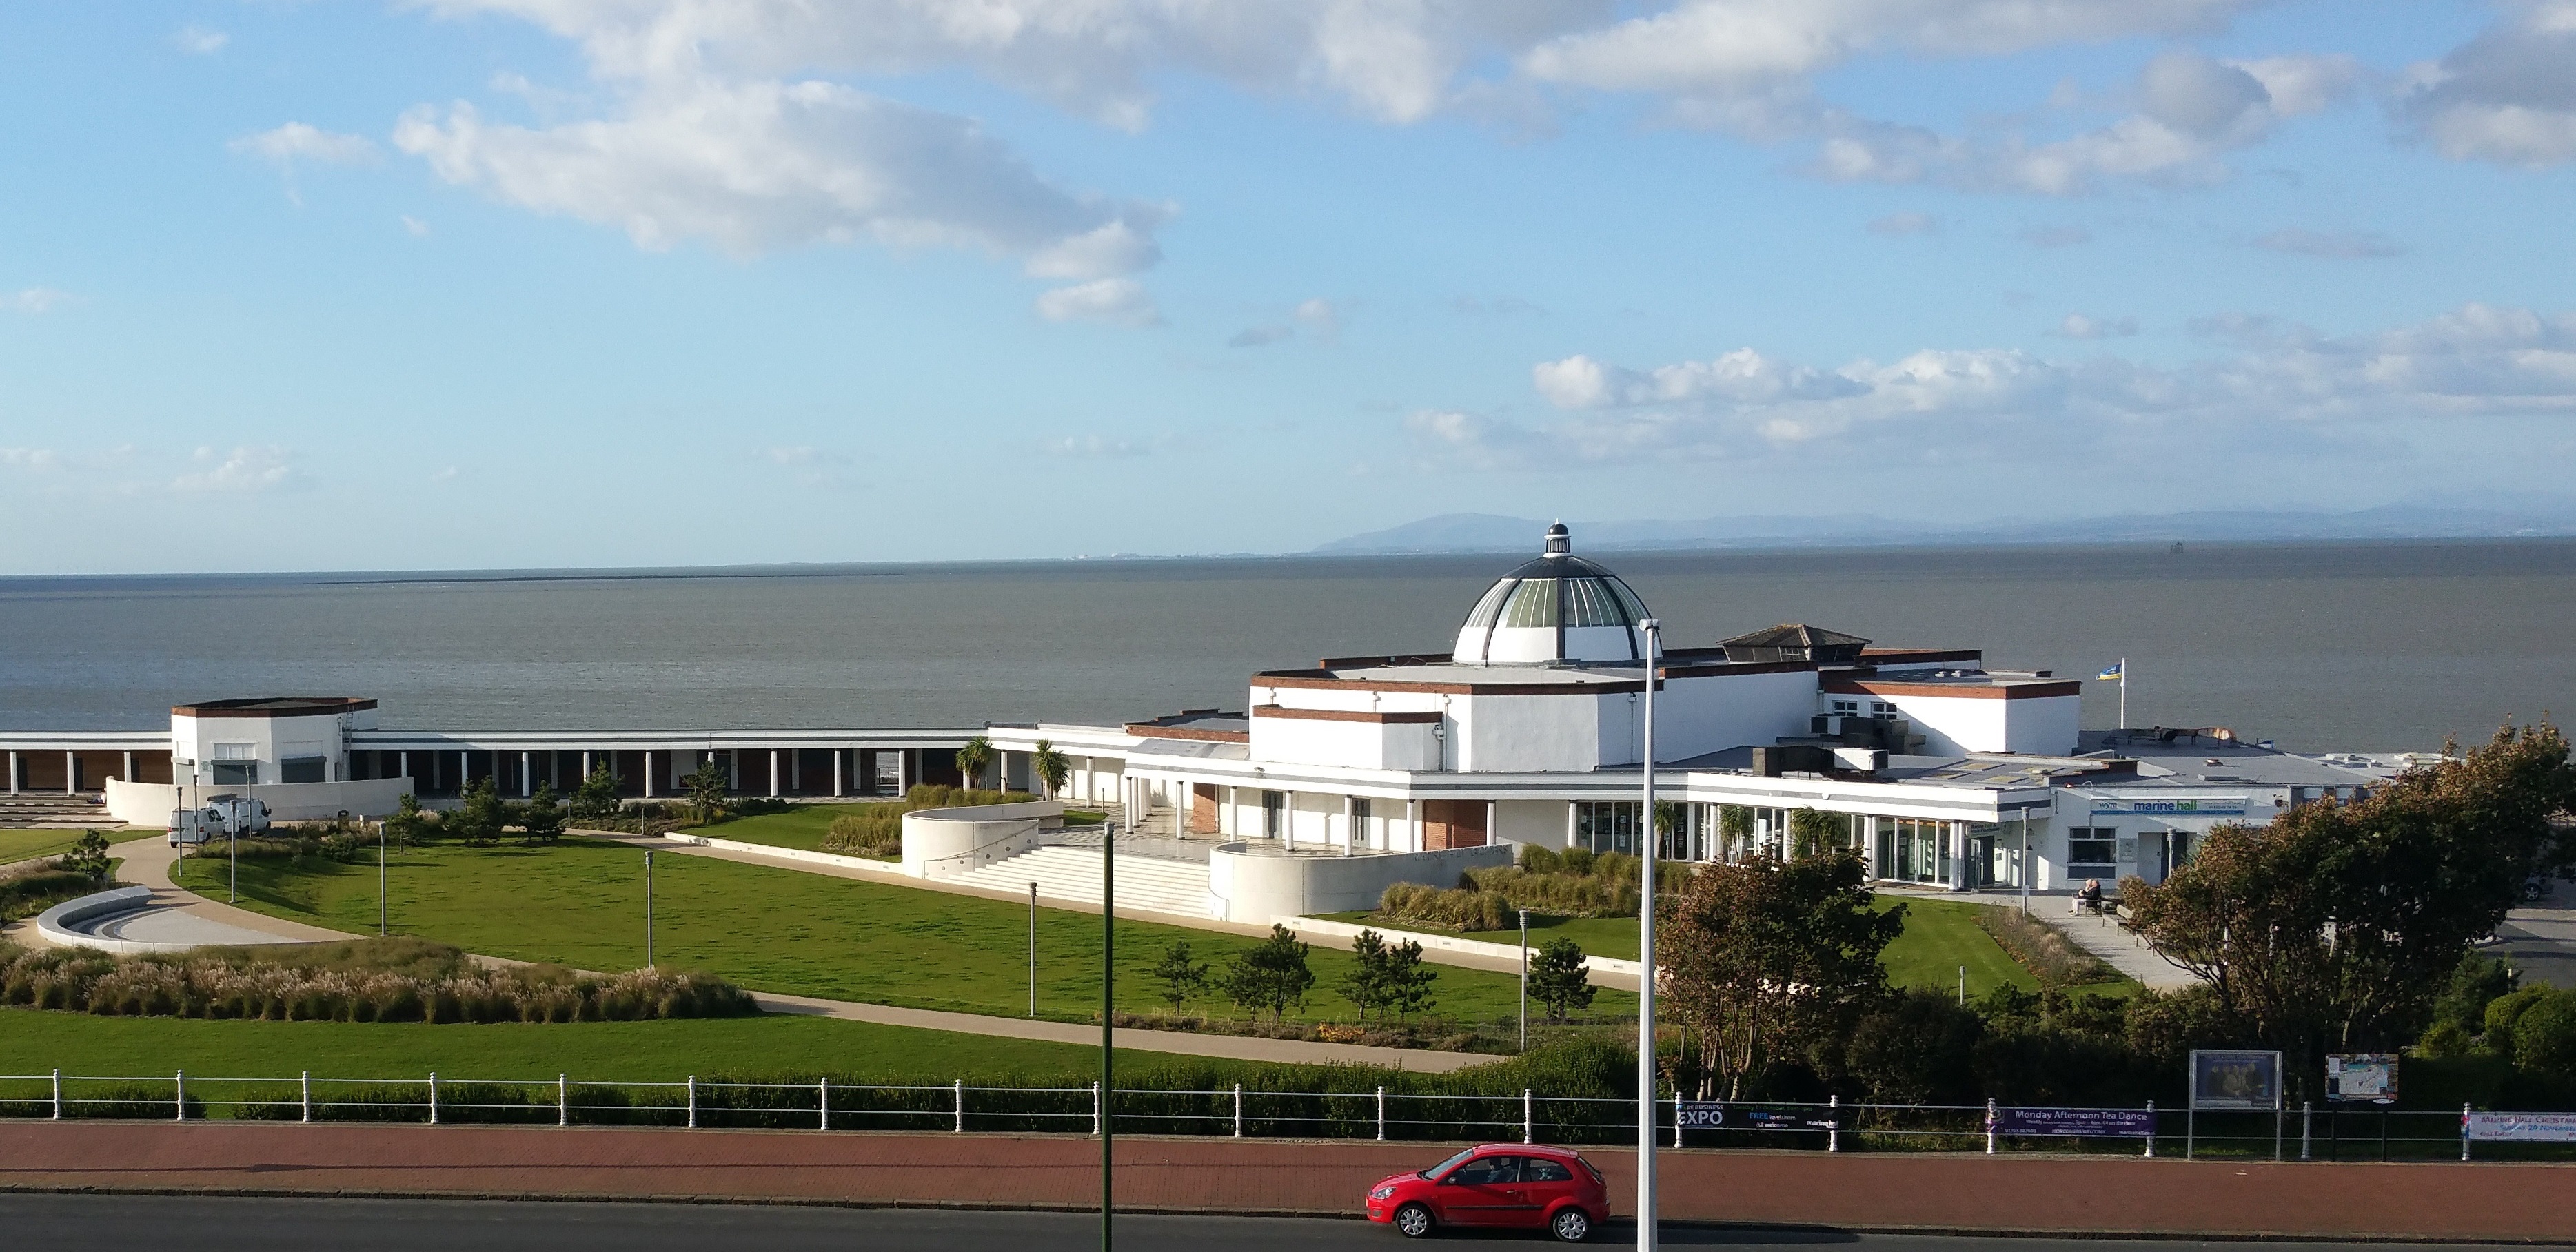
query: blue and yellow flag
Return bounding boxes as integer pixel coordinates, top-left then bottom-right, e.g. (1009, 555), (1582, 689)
(2096, 661), (2123, 681)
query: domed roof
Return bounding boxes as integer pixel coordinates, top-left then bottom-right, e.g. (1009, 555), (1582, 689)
(1451, 524), (1654, 666)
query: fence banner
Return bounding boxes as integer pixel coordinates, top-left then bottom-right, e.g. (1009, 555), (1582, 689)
(1675, 1102), (1727, 1129)
(1995, 1108), (2154, 1138)
(2466, 1113), (2576, 1143)
(1673, 1103), (1833, 1131)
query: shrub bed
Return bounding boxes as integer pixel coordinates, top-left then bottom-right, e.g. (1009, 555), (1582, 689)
(1975, 905), (2120, 988)
(0, 938), (757, 1023)
(0, 863), (111, 923)
(817, 786), (1038, 858)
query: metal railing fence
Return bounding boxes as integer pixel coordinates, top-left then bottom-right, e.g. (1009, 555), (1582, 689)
(1, 1071), (2561, 1161)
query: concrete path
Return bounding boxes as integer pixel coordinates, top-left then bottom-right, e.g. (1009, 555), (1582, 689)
(1, 837), (351, 952)
(20, 833), (1499, 1074)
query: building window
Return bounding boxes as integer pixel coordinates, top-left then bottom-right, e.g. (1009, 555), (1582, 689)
(1574, 801), (1640, 854)
(1831, 699), (1860, 716)
(1874, 817), (1952, 885)
(211, 761), (259, 786)
(1262, 790), (1286, 839)
(1871, 702), (1896, 721)
(2066, 828), (2118, 876)
(1351, 797), (1372, 849)
(281, 756), (326, 785)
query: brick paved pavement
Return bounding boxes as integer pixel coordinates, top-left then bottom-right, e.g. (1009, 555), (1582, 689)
(8, 1122), (2576, 1240)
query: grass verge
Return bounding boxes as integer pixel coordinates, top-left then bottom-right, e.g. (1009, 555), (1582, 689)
(0, 827), (156, 865)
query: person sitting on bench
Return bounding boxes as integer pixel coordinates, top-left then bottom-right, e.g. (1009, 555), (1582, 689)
(2070, 878), (2105, 916)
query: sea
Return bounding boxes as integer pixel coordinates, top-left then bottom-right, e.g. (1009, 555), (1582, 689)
(3, 540), (2573, 753)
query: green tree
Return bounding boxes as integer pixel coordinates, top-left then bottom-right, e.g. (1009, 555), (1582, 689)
(385, 792), (430, 845)
(955, 736), (994, 790)
(518, 783), (566, 844)
(1219, 923), (1315, 1023)
(1661, 848), (1903, 1100)
(1381, 934), (1438, 1020)
(1528, 936), (1596, 1023)
(1033, 739), (1071, 800)
(1339, 928), (1393, 1021)
(1789, 808), (1849, 860)
(570, 764), (622, 826)
(452, 777), (507, 847)
(682, 755), (730, 823)
(2127, 724), (2576, 1082)
(1718, 805), (1754, 861)
(57, 830), (112, 885)
(1151, 939), (1209, 1007)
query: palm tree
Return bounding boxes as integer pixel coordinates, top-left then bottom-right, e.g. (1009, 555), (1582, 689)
(955, 735), (994, 790)
(1033, 739), (1071, 800)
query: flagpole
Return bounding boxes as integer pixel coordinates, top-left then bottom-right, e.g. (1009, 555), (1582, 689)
(2119, 657), (2128, 730)
(1636, 619), (1661, 1252)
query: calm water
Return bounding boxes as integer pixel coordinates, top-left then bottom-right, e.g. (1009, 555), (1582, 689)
(3, 540), (2572, 752)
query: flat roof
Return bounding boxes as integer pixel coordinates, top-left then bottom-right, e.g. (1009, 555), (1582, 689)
(172, 697), (377, 718)
(2073, 730), (2396, 788)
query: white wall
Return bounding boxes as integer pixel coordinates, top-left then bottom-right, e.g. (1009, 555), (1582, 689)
(1249, 715), (1439, 770)
(1492, 799), (1568, 851)
(1455, 691), (1605, 772)
(1879, 694), (2008, 756)
(107, 777), (413, 824)
(2002, 696), (2082, 755)
(1654, 670), (1824, 761)
(1206, 841), (1517, 923)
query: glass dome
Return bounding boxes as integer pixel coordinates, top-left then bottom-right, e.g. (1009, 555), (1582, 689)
(1451, 524), (1654, 665)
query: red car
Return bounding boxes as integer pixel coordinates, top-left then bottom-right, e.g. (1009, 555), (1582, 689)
(1365, 1142), (1608, 1241)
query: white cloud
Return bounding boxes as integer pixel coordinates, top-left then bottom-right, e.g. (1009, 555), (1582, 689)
(2053, 313), (2140, 339)
(171, 446), (308, 494)
(2252, 227), (2403, 258)
(230, 123), (381, 167)
(1, 447), (63, 471)
(396, 83), (1155, 267)
(1430, 304), (2576, 466)
(2399, 1), (2576, 167)
(1228, 324), (1292, 348)
(175, 24), (229, 55)
(1294, 297), (1341, 341)
(1805, 50), (2360, 195)
(1034, 278), (1160, 326)
(401, 214), (434, 238)
(8, 288), (69, 314)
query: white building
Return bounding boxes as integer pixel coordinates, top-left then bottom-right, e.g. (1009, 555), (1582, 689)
(988, 524), (2408, 898)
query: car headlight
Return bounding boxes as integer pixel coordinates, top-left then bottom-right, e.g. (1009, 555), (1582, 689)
(1369, 1185), (1397, 1200)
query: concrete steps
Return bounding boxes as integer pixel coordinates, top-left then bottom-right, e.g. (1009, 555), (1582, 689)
(0, 793), (116, 829)
(946, 845), (1213, 918)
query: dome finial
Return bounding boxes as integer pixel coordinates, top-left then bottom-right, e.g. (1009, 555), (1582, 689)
(1543, 521), (1570, 557)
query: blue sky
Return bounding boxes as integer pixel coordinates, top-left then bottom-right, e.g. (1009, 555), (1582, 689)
(3, 1), (2572, 573)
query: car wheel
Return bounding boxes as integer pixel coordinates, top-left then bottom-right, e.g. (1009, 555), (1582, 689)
(1392, 1202), (1434, 1239)
(1550, 1207), (1592, 1243)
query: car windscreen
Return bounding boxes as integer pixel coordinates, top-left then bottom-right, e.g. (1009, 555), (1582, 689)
(1419, 1147), (1479, 1180)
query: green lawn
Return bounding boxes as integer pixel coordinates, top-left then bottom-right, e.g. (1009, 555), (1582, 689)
(0, 827), (158, 865)
(677, 803), (883, 852)
(0, 1009), (1208, 1085)
(175, 839), (1629, 1027)
(1324, 894), (2112, 1001)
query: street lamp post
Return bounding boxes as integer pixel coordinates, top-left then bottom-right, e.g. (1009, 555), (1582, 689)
(1519, 908), (1530, 1053)
(1637, 619), (1662, 1252)
(378, 819), (387, 936)
(1102, 819), (1116, 1251)
(644, 850), (655, 969)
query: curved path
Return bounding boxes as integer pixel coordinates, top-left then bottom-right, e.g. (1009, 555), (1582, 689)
(11, 832), (1492, 1074)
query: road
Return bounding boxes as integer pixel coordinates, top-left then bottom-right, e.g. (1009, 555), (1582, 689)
(0, 1194), (2548, 1251)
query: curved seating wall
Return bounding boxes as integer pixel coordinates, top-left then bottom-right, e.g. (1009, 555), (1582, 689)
(32, 885), (183, 955)
(900, 800), (1066, 878)
(1205, 842), (1515, 925)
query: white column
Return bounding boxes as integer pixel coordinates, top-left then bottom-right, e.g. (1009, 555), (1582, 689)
(398, 752), (409, 784)
(122, 750), (134, 783)
(832, 750), (844, 798)
(8, 750), (18, 794)
(521, 752), (533, 797)
(769, 750), (780, 798)
(896, 748), (911, 795)
(1341, 794), (1355, 856)
(642, 751), (654, 798)
(1407, 799), (1421, 853)
(582, 750), (593, 781)
(65, 750), (77, 795)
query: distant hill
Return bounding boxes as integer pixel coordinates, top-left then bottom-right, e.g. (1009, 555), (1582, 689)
(1315, 504), (2576, 555)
